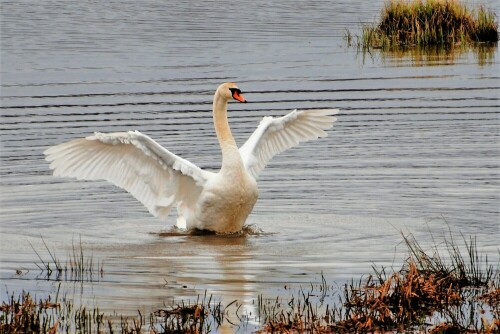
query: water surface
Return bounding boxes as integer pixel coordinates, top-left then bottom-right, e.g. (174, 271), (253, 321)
(1, 0), (499, 331)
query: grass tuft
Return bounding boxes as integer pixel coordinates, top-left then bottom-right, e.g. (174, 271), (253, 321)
(152, 292), (224, 333)
(347, 0), (498, 49)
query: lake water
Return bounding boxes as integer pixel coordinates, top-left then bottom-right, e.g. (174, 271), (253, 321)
(1, 0), (499, 332)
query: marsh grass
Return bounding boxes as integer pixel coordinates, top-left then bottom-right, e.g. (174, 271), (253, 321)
(346, 0), (498, 49)
(152, 293), (225, 333)
(3, 233), (498, 333)
(0, 291), (227, 334)
(29, 236), (103, 282)
(257, 232), (499, 333)
(0, 292), (60, 334)
(0, 286), (108, 334)
(402, 233), (496, 288)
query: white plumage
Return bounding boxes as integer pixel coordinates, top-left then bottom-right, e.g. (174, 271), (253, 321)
(44, 83), (339, 233)
(45, 131), (209, 220)
(239, 109), (337, 179)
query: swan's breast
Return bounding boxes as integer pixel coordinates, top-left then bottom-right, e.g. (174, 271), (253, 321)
(194, 170), (258, 232)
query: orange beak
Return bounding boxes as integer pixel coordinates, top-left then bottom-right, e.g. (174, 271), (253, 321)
(232, 90), (247, 103)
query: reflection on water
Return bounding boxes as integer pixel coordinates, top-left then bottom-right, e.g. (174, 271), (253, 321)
(1, 0), (499, 332)
(376, 44), (498, 67)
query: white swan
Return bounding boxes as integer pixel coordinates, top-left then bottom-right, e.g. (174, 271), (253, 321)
(44, 83), (339, 233)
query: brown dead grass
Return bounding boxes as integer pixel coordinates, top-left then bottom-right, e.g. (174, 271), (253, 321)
(258, 233), (499, 333)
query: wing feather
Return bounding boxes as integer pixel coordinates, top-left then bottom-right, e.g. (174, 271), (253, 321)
(44, 130), (212, 220)
(239, 109), (339, 178)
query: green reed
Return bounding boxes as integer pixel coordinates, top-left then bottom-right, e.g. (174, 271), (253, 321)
(346, 0), (498, 49)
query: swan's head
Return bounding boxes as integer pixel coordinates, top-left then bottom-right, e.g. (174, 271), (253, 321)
(217, 82), (247, 103)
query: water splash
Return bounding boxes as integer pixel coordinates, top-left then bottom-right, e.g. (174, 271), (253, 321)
(154, 223), (267, 238)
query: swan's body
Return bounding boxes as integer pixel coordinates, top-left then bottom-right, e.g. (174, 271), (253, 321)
(44, 83), (338, 233)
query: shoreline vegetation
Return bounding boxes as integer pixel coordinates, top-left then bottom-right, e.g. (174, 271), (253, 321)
(1, 233), (498, 333)
(344, 0), (498, 50)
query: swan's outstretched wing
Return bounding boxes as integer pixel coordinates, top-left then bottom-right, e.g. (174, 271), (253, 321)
(239, 109), (339, 179)
(44, 131), (212, 220)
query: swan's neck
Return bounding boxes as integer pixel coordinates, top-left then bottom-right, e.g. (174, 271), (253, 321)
(213, 94), (242, 171)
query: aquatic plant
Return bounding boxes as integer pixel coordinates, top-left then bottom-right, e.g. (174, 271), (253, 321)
(257, 232), (499, 333)
(0, 290), (225, 333)
(0, 292), (60, 334)
(3, 233), (498, 333)
(346, 0), (498, 49)
(0, 289), (115, 334)
(145, 291), (228, 333)
(29, 236), (103, 282)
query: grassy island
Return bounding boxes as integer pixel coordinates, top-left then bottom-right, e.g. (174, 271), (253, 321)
(348, 0), (498, 49)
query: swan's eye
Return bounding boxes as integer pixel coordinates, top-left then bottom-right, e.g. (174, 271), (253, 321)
(229, 88), (242, 95)
(229, 87), (247, 103)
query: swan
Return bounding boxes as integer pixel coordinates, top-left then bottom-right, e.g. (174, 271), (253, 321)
(44, 83), (339, 233)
